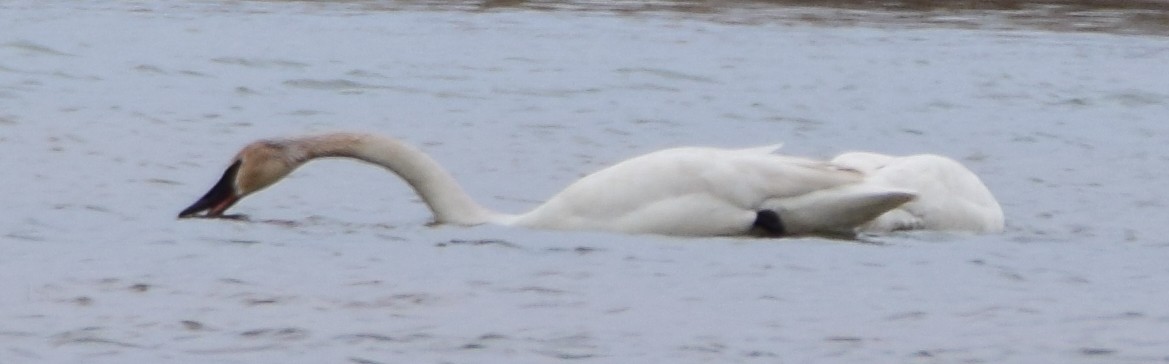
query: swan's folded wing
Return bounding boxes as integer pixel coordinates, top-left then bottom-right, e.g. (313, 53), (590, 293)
(724, 154), (867, 203)
(519, 146), (911, 236)
(522, 147), (856, 234)
(761, 184), (917, 235)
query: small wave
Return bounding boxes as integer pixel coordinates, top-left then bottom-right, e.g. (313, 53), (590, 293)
(2, 40), (74, 56)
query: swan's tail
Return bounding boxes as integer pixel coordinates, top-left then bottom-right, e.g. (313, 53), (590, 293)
(762, 184), (916, 236)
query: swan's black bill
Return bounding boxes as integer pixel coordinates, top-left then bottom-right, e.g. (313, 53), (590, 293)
(178, 160), (242, 218)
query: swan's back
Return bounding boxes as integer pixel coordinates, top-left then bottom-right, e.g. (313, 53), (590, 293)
(514, 146), (880, 236)
(832, 152), (1004, 233)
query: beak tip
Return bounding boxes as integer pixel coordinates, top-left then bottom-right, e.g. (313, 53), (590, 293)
(179, 160), (244, 221)
(177, 206), (202, 219)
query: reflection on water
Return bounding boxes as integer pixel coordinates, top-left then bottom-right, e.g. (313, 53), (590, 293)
(270, 0), (1169, 35)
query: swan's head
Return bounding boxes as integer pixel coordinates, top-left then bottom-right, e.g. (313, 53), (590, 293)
(178, 140), (300, 218)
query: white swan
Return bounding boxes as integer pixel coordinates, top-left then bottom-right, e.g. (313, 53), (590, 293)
(178, 132), (917, 238)
(830, 152), (1004, 233)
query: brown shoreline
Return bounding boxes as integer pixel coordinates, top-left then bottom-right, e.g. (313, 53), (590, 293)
(327, 0), (1169, 36)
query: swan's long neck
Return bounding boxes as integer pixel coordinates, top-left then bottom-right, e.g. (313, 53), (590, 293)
(285, 133), (500, 225)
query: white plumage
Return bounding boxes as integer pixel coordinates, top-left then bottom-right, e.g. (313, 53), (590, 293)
(179, 133), (1000, 238)
(830, 152), (1004, 233)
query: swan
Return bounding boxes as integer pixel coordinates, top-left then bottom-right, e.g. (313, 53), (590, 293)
(830, 152), (1004, 233)
(178, 132), (917, 238)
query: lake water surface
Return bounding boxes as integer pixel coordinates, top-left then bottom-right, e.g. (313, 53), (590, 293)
(3, 1), (1169, 363)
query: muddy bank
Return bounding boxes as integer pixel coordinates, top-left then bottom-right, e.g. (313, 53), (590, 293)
(325, 0), (1169, 35)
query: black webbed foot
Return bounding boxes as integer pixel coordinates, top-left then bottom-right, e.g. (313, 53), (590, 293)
(751, 209), (786, 237)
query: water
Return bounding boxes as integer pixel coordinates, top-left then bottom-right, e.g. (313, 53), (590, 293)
(2, 1), (1169, 363)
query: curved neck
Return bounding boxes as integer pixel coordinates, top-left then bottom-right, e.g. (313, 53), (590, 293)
(285, 133), (500, 225)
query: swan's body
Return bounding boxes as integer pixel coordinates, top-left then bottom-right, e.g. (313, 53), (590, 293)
(830, 152), (1004, 233)
(178, 133), (918, 237)
(503, 146), (913, 236)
